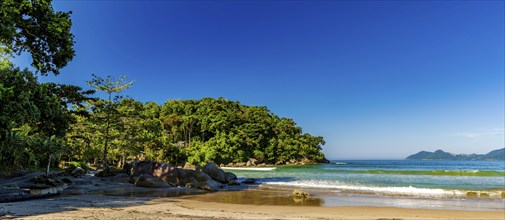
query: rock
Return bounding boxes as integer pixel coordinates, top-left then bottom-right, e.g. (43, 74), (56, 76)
(275, 161), (284, 165)
(197, 179), (223, 192)
(202, 162), (226, 183)
(257, 163), (266, 167)
(235, 162), (246, 167)
(132, 160), (179, 183)
(176, 168), (196, 186)
(110, 173), (131, 183)
(71, 167), (86, 177)
(134, 174), (170, 188)
(228, 180), (240, 185)
(58, 177), (73, 184)
(501, 192), (505, 198)
(183, 162), (195, 169)
(195, 171), (213, 182)
(317, 157), (331, 164)
(249, 158), (259, 165)
(241, 178), (256, 184)
(227, 163), (234, 167)
(224, 172), (237, 182)
(291, 189), (310, 199)
(29, 176), (68, 196)
(246, 161), (252, 167)
(2, 184), (19, 190)
(62, 188), (87, 195)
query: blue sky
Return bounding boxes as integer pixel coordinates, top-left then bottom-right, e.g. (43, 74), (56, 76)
(15, 0), (504, 159)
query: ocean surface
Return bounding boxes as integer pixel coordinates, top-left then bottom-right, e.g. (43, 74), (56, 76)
(223, 160), (505, 211)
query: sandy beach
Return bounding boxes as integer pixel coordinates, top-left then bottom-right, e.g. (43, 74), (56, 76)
(1, 193), (504, 220)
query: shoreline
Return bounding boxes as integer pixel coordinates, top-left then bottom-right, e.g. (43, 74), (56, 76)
(1, 193), (504, 220)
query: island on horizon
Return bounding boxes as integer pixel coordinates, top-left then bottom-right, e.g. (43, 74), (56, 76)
(406, 148), (505, 160)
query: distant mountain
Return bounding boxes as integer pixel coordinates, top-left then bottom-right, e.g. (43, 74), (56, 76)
(406, 148), (505, 160)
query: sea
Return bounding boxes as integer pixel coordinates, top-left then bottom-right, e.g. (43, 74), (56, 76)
(220, 160), (505, 211)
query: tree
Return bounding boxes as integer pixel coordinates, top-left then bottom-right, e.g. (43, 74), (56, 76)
(0, 0), (75, 75)
(87, 74), (133, 175)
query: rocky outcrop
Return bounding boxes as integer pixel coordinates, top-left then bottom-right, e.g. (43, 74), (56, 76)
(131, 160), (179, 183)
(241, 178), (256, 184)
(176, 168), (196, 186)
(185, 179), (223, 192)
(202, 162), (226, 183)
(71, 167), (86, 177)
(129, 160), (238, 190)
(134, 174), (170, 188)
(224, 172), (237, 182)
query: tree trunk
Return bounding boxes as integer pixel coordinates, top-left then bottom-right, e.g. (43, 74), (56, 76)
(46, 153), (53, 175)
(103, 92), (112, 176)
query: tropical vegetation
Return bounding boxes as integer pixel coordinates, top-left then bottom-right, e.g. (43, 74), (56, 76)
(0, 0), (325, 175)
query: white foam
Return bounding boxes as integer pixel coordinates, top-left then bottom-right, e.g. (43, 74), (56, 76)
(221, 167), (276, 171)
(261, 180), (465, 197)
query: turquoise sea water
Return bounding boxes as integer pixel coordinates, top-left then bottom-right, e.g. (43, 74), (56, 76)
(223, 160), (505, 210)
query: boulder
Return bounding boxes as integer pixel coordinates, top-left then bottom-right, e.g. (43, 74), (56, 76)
(291, 189), (310, 199)
(29, 176), (67, 195)
(224, 172), (237, 182)
(227, 180), (240, 185)
(2, 184), (19, 190)
(317, 157), (331, 163)
(235, 162), (246, 167)
(227, 163), (235, 167)
(202, 162), (226, 183)
(110, 173), (131, 183)
(132, 160), (179, 183)
(241, 178), (256, 184)
(71, 167), (86, 177)
(195, 171), (213, 182)
(176, 168), (196, 186)
(249, 158), (259, 165)
(246, 161), (252, 167)
(197, 179), (223, 192)
(134, 174), (170, 188)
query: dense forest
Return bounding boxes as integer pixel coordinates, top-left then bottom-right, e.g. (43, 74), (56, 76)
(0, 0), (326, 175)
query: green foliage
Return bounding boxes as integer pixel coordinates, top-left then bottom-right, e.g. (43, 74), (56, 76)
(0, 0), (75, 75)
(0, 66), (92, 170)
(85, 74), (133, 174)
(67, 97), (325, 167)
(67, 161), (89, 171)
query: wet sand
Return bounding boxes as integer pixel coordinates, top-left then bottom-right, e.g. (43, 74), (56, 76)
(1, 174), (503, 219)
(1, 192), (504, 219)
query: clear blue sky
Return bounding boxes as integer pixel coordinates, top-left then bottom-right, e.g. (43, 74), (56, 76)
(15, 0), (504, 159)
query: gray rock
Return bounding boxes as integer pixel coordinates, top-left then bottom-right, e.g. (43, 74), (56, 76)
(224, 172), (237, 182)
(195, 171), (213, 182)
(71, 167), (86, 177)
(227, 180), (240, 185)
(241, 178), (256, 184)
(235, 162), (246, 167)
(197, 179), (223, 192)
(134, 174), (170, 188)
(132, 160), (179, 183)
(176, 168), (196, 186)
(202, 162), (226, 183)
(249, 158), (259, 165)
